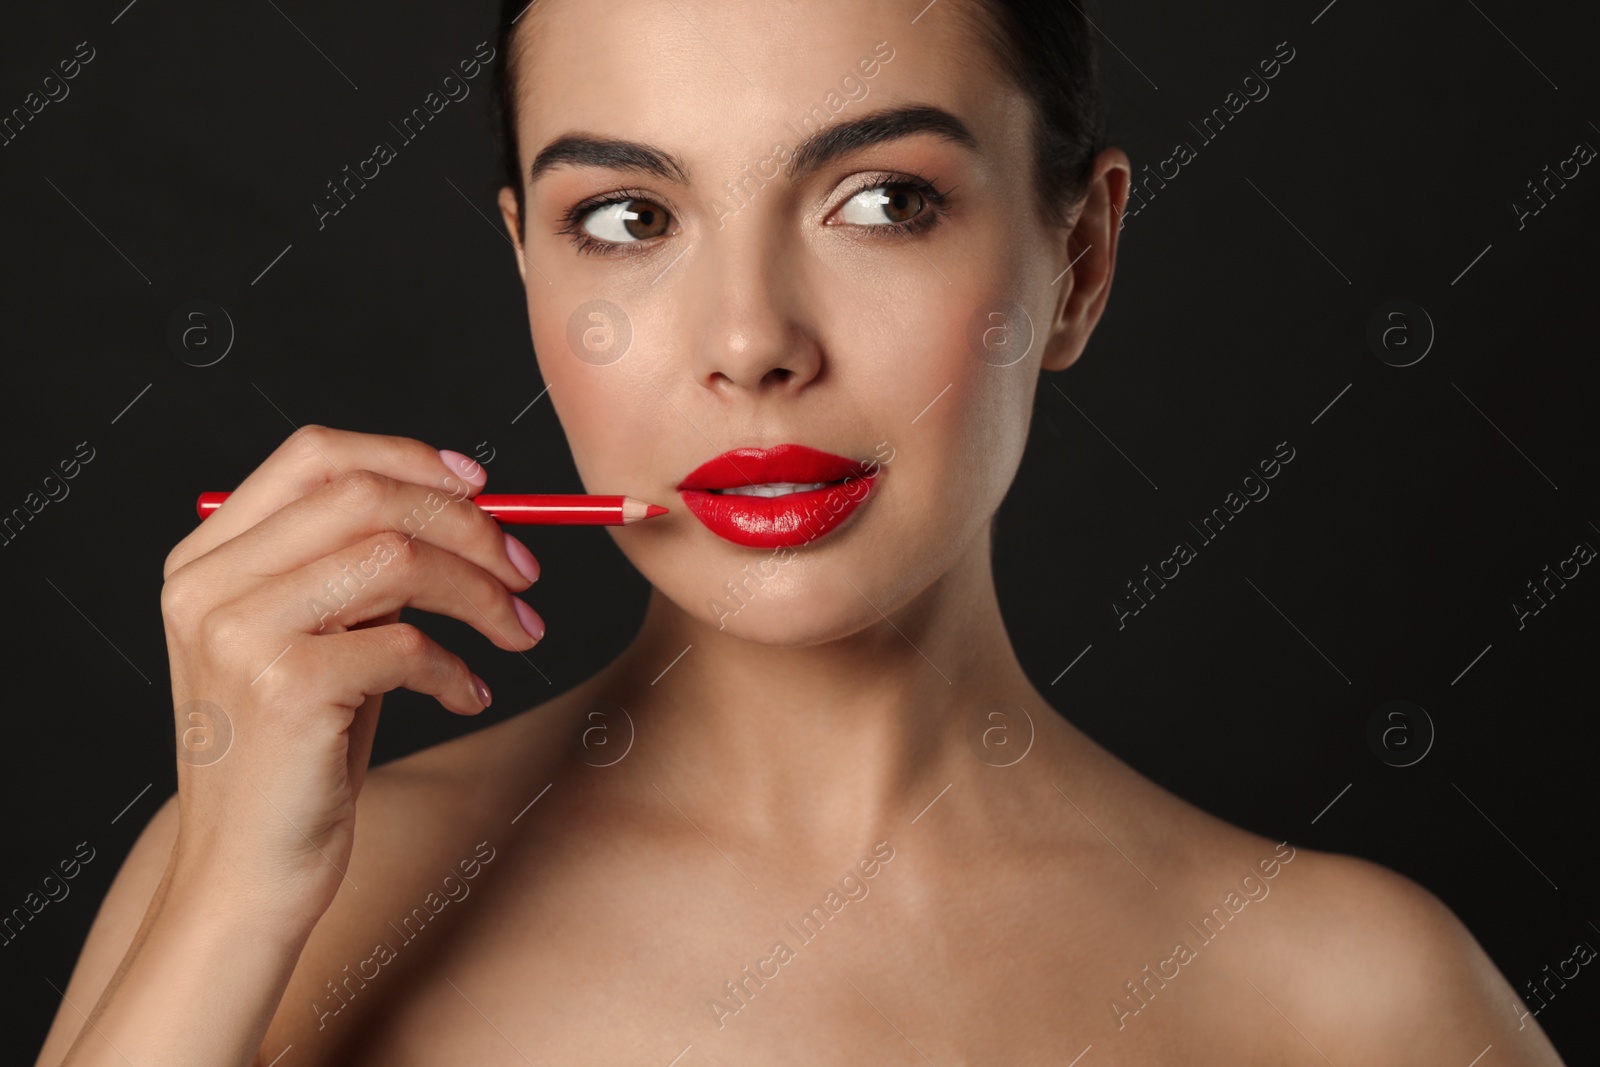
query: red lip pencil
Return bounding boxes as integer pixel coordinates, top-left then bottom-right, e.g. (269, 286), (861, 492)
(196, 491), (670, 526)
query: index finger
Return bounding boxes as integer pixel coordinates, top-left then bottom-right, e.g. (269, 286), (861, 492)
(165, 425), (486, 579)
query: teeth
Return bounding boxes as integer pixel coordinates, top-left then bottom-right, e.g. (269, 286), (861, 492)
(718, 481), (834, 498)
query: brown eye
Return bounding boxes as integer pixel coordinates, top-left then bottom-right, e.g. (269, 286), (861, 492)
(838, 182), (926, 226)
(580, 198), (672, 243)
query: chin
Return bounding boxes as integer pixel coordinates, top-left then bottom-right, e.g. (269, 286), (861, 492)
(647, 539), (893, 646)
(631, 513), (964, 648)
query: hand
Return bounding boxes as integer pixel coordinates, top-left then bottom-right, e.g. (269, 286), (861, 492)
(156, 426), (543, 926)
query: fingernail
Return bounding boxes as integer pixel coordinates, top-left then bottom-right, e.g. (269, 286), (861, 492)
(470, 672), (492, 709)
(439, 449), (488, 489)
(504, 532), (541, 583)
(514, 597), (545, 642)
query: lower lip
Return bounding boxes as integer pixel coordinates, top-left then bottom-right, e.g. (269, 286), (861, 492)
(677, 476), (878, 549)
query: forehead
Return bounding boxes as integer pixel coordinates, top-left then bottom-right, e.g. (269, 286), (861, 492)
(510, 0), (1022, 172)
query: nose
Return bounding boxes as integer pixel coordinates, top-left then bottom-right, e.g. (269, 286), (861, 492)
(683, 225), (822, 396)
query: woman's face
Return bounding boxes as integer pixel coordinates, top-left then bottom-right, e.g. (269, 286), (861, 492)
(498, 0), (1118, 645)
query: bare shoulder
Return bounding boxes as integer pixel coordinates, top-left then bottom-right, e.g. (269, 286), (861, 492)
(36, 690), (588, 1065)
(358, 690), (583, 828)
(32, 792), (180, 1066)
(1225, 845), (1568, 1065)
(1057, 735), (1566, 1063)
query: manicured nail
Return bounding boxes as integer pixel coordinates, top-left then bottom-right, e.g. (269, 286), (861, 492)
(470, 673), (492, 709)
(439, 448), (488, 488)
(504, 532), (541, 583)
(513, 598), (545, 642)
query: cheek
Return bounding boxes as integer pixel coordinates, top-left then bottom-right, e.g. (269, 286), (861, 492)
(881, 286), (1037, 513)
(527, 288), (662, 492)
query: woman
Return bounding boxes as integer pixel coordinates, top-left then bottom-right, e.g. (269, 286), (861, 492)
(37, 0), (1566, 1063)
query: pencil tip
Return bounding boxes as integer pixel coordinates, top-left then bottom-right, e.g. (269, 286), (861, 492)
(645, 504), (669, 518)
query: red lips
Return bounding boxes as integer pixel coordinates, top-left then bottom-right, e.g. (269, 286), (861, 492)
(676, 444), (879, 549)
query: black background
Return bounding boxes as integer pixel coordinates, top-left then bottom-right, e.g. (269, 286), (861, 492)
(2, 0), (1596, 1061)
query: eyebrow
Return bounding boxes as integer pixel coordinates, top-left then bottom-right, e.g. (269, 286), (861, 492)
(786, 105), (979, 181)
(526, 104), (980, 188)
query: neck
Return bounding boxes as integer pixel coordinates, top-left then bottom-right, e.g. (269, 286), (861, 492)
(587, 524), (1038, 851)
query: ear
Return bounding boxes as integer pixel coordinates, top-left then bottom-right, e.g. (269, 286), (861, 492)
(497, 185), (528, 284)
(1040, 147), (1131, 373)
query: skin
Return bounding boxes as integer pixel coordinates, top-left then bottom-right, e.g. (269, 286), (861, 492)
(37, 0), (1567, 1064)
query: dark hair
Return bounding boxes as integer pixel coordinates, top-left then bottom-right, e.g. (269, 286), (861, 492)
(490, 0), (1108, 235)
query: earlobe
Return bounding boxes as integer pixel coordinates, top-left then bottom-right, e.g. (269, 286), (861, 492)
(497, 186), (528, 283)
(1039, 331), (1084, 374)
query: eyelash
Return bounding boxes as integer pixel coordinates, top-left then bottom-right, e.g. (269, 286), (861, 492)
(836, 172), (953, 239)
(554, 173), (953, 258)
(555, 186), (663, 258)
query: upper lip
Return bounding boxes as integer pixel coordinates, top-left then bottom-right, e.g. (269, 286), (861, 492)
(677, 444), (871, 491)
